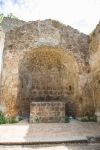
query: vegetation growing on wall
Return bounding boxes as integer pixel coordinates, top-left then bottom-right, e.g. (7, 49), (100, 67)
(0, 13), (4, 23)
(0, 111), (18, 124)
(0, 13), (18, 23)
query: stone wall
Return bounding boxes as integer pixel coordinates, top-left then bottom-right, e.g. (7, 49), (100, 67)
(89, 22), (100, 113)
(0, 17), (26, 33)
(18, 46), (79, 117)
(0, 27), (5, 75)
(30, 102), (65, 123)
(0, 18), (99, 119)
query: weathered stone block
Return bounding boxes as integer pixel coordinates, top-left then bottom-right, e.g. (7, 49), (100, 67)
(30, 102), (65, 123)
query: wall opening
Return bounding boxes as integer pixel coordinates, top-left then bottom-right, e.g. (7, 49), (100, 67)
(17, 46), (78, 120)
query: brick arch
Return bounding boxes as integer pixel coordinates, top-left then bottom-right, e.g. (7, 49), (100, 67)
(17, 46), (79, 118)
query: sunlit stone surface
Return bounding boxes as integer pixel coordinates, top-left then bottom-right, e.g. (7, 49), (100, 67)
(0, 17), (99, 121)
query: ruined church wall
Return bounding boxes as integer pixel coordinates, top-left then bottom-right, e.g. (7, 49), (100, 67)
(89, 22), (100, 113)
(0, 19), (95, 117)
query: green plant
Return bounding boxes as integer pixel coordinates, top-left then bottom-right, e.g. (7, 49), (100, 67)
(0, 111), (7, 124)
(65, 115), (69, 123)
(81, 116), (97, 122)
(0, 13), (4, 23)
(8, 117), (17, 124)
(34, 116), (41, 123)
(7, 13), (18, 19)
(81, 118), (88, 122)
(0, 13), (18, 23)
(0, 111), (18, 124)
(18, 116), (23, 121)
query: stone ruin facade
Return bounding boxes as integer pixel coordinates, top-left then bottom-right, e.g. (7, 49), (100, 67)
(0, 17), (100, 122)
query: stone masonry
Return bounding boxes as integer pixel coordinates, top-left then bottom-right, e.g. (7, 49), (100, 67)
(30, 102), (65, 123)
(0, 17), (100, 122)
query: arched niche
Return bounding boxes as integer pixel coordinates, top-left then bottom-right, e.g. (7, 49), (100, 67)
(17, 46), (79, 118)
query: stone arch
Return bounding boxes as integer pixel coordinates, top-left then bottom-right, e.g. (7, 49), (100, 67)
(17, 46), (79, 118)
